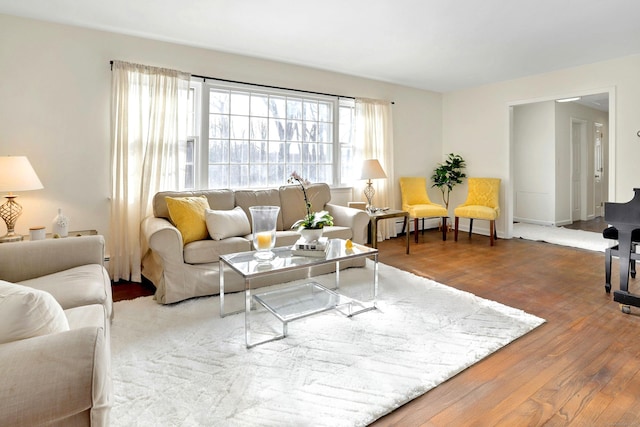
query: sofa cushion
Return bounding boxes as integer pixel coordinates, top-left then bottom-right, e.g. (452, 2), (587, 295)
(279, 183), (332, 230)
(64, 304), (106, 331)
(206, 206), (251, 240)
(166, 195), (211, 245)
(18, 264), (113, 318)
(235, 188), (284, 231)
(0, 280), (69, 344)
(153, 189), (235, 220)
(184, 237), (252, 264)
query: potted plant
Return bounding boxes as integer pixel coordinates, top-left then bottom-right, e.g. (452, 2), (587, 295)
(431, 153), (466, 210)
(288, 172), (334, 241)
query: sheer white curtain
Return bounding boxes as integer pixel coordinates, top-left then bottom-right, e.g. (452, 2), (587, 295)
(109, 61), (190, 282)
(355, 98), (396, 242)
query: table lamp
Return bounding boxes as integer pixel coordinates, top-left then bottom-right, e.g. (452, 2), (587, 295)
(0, 156), (44, 242)
(360, 159), (387, 212)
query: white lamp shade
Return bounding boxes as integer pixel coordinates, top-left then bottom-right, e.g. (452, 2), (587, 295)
(360, 159), (387, 180)
(0, 156), (44, 192)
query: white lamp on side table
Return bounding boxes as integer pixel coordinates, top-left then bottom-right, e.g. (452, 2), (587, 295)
(0, 156), (44, 242)
(360, 159), (387, 213)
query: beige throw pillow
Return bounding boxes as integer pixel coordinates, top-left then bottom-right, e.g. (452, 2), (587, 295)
(0, 280), (70, 344)
(206, 206), (251, 240)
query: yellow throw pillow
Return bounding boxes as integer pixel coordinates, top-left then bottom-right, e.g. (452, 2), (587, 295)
(165, 195), (211, 245)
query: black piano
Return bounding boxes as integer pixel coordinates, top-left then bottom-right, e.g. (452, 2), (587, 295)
(604, 188), (640, 313)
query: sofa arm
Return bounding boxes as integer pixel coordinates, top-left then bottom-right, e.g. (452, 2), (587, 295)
(0, 235), (106, 283)
(325, 203), (370, 245)
(141, 216), (185, 265)
(0, 327), (110, 427)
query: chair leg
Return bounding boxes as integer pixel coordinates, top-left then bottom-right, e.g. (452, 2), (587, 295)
(421, 218), (425, 236)
(414, 218), (419, 243)
(489, 220), (495, 246)
(441, 217), (447, 241)
(454, 217), (459, 241)
(401, 218), (407, 235)
(605, 246), (613, 293)
(468, 219), (474, 239)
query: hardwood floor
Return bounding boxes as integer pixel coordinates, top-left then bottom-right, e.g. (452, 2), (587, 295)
(112, 228), (640, 426)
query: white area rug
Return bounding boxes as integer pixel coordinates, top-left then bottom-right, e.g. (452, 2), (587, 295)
(110, 262), (544, 427)
(513, 222), (610, 252)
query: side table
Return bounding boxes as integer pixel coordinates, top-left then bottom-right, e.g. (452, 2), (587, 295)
(368, 209), (409, 254)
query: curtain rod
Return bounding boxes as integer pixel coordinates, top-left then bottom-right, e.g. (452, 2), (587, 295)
(110, 61), (394, 104)
(192, 73), (358, 101)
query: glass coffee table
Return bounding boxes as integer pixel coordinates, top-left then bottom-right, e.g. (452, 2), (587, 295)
(219, 238), (378, 348)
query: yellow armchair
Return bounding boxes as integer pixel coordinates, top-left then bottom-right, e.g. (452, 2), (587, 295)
(454, 177), (501, 246)
(399, 177), (449, 243)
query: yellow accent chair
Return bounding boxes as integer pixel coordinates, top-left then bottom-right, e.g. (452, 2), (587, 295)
(399, 177), (449, 243)
(454, 177), (501, 246)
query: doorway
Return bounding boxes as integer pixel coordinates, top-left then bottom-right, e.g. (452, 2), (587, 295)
(508, 90), (614, 237)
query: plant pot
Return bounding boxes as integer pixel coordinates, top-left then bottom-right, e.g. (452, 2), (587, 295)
(299, 227), (323, 243)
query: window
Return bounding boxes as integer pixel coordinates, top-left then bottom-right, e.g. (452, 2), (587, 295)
(185, 81), (355, 190)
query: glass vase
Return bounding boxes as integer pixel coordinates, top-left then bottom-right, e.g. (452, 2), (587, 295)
(249, 206), (280, 261)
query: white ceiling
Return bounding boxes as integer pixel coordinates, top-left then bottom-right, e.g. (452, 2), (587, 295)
(2, 0), (640, 92)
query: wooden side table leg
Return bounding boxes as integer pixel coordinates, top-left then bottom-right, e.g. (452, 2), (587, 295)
(405, 216), (410, 254)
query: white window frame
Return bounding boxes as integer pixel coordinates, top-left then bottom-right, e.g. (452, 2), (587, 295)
(185, 79), (355, 190)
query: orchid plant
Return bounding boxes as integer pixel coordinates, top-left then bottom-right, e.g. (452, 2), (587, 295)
(288, 171), (334, 230)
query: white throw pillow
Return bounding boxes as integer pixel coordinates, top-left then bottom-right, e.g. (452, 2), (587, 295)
(0, 280), (70, 344)
(206, 206), (251, 241)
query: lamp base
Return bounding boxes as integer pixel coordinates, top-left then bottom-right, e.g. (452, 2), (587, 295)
(0, 232), (23, 243)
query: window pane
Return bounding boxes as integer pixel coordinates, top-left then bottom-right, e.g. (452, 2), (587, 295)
(209, 139), (229, 163)
(317, 164), (332, 183)
(287, 99), (302, 120)
(230, 115), (249, 139)
(229, 164), (249, 187)
(250, 164), (268, 187)
(250, 141), (268, 163)
(304, 122), (317, 142)
(318, 123), (333, 143)
(268, 164), (286, 185)
(269, 97), (286, 119)
(269, 119), (286, 141)
(268, 142), (286, 163)
(209, 164), (228, 188)
(210, 91), (229, 114)
(250, 117), (268, 140)
(209, 114), (229, 138)
(230, 92), (250, 115)
(287, 142), (302, 163)
(317, 143), (333, 162)
(303, 101), (318, 121)
(287, 121), (302, 141)
(230, 140), (249, 163)
(251, 94), (269, 117)
(319, 102), (332, 122)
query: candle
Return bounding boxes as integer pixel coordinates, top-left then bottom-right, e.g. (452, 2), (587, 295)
(255, 231), (272, 250)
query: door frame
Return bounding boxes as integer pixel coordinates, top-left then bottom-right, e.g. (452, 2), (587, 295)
(506, 86), (616, 238)
(570, 117), (588, 222)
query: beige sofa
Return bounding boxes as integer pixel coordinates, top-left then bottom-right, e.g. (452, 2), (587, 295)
(142, 183), (371, 304)
(0, 235), (112, 427)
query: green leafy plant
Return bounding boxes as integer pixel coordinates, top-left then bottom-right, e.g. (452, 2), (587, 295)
(431, 153), (467, 209)
(288, 171), (334, 230)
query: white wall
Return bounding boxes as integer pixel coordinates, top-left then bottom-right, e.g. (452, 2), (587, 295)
(443, 54), (640, 237)
(0, 14), (442, 244)
(513, 101), (556, 225)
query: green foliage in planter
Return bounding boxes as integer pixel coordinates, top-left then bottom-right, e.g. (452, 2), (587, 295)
(431, 153), (466, 209)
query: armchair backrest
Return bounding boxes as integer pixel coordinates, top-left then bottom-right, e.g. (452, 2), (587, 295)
(464, 178), (501, 210)
(399, 177), (432, 207)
